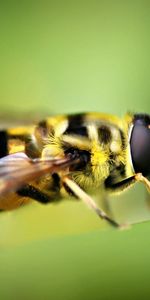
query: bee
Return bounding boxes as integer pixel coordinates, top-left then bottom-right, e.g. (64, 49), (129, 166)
(0, 112), (150, 228)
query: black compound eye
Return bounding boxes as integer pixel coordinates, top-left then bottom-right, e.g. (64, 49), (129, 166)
(130, 121), (150, 176)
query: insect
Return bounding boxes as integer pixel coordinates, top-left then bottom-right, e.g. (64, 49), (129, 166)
(0, 112), (150, 228)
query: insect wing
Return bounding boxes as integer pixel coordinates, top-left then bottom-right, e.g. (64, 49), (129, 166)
(0, 153), (74, 196)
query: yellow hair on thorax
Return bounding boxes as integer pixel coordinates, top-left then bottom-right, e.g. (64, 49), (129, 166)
(91, 140), (109, 182)
(88, 124), (109, 180)
(91, 141), (108, 165)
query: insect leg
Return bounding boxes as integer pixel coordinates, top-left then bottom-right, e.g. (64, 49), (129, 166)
(106, 173), (150, 193)
(100, 192), (115, 223)
(105, 174), (150, 226)
(17, 184), (53, 204)
(105, 176), (136, 193)
(63, 177), (120, 228)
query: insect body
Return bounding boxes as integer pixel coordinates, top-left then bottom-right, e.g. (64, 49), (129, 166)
(0, 112), (150, 228)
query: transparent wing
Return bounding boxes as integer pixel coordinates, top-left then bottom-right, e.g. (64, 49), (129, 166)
(0, 153), (76, 196)
(0, 111), (48, 129)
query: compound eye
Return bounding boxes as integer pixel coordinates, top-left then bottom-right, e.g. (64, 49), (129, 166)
(130, 123), (150, 176)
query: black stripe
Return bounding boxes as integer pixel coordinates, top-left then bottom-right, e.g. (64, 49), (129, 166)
(37, 120), (49, 137)
(8, 134), (29, 141)
(65, 114), (88, 137)
(119, 129), (126, 149)
(0, 130), (8, 158)
(105, 176), (135, 191)
(65, 126), (88, 137)
(51, 173), (60, 192)
(68, 113), (84, 128)
(38, 120), (48, 133)
(98, 125), (112, 144)
(38, 120), (47, 131)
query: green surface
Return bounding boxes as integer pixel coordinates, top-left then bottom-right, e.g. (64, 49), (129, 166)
(1, 223), (150, 300)
(0, 1), (150, 299)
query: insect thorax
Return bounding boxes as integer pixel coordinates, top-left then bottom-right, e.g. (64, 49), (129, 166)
(39, 114), (128, 191)
(4, 113), (130, 195)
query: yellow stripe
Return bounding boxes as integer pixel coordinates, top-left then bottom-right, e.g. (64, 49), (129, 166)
(7, 126), (34, 136)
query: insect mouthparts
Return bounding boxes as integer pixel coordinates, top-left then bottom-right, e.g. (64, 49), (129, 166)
(64, 148), (90, 171)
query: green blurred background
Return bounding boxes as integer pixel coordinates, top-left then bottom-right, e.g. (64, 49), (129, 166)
(0, 1), (150, 299)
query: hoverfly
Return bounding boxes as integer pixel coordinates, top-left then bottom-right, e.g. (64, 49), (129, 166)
(0, 112), (150, 228)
